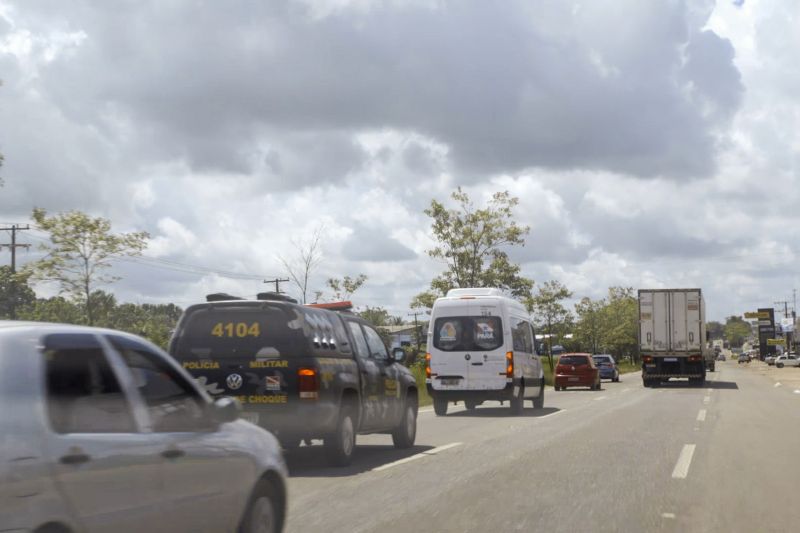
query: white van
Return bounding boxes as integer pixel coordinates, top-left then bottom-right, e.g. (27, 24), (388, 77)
(425, 288), (544, 415)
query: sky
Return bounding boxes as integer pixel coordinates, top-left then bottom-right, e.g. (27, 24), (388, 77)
(0, 0), (798, 322)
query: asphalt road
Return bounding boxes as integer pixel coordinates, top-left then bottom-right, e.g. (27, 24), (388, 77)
(284, 361), (800, 532)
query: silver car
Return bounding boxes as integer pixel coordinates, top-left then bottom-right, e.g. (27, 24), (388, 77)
(775, 353), (800, 368)
(0, 321), (287, 533)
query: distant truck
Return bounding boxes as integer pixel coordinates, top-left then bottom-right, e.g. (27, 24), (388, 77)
(638, 288), (713, 387)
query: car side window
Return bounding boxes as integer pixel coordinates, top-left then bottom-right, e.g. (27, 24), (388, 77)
(44, 333), (137, 434)
(347, 321), (370, 359)
(107, 335), (209, 432)
(363, 325), (389, 360)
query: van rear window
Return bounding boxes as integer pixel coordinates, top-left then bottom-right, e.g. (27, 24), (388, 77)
(433, 316), (503, 352)
(172, 305), (307, 359)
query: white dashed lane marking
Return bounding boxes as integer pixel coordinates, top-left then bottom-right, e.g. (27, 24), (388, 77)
(696, 409), (706, 422)
(775, 382), (782, 388)
(671, 444), (696, 479)
(372, 442), (462, 472)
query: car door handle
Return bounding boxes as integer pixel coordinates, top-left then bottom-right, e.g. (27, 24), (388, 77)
(60, 452), (91, 465)
(161, 448), (186, 460)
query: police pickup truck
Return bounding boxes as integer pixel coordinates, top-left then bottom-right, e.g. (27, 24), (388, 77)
(168, 293), (418, 466)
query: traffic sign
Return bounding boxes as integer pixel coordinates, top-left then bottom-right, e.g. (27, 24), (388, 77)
(767, 338), (785, 346)
(745, 311), (771, 319)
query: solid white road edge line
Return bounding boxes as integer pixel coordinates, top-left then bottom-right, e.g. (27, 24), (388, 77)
(696, 409), (706, 422)
(671, 444), (696, 479)
(538, 409), (565, 419)
(372, 442), (463, 472)
(594, 396), (608, 401)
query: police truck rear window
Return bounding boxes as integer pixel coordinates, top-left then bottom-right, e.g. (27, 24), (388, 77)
(173, 305), (307, 359)
(433, 316), (503, 352)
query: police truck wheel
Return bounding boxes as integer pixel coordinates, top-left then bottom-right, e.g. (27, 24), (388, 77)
(324, 410), (356, 467)
(433, 398), (448, 416)
(391, 398), (417, 449)
(510, 385), (524, 415)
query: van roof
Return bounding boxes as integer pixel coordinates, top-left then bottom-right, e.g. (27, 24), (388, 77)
(446, 287), (505, 297)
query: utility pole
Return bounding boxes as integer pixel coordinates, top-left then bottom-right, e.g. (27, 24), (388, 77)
(0, 224), (31, 319)
(775, 300), (790, 319)
(263, 277), (290, 294)
(407, 310), (425, 356)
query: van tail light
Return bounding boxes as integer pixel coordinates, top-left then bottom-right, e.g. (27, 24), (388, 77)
(298, 368), (319, 399)
(688, 354), (702, 362)
(425, 353), (432, 378)
(506, 351), (514, 377)
(643, 355), (653, 363)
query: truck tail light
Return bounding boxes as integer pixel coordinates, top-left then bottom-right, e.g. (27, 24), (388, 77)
(298, 368), (319, 399)
(643, 355), (653, 363)
(506, 351), (514, 377)
(688, 354), (702, 362)
(425, 353), (432, 378)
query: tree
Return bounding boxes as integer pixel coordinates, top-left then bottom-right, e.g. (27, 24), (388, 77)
(724, 316), (751, 348)
(27, 208), (149, 325)
(526, 280), (573, 370)
(278, 225), (324, 304)
(410, 290), (438, 312)
(417, 188), (533, 305)
(574, 296), (605, 354)
(327, 274), (367, 301)
(359, 306), (391, 327)
(600, 287), (638, 362)
(0, 266), (36, 318)
(706, 321), (724, 340)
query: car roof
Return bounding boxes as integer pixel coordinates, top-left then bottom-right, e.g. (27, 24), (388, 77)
(0, 320), (158, 344)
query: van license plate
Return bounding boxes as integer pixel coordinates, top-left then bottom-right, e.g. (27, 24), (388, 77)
(568, 377), (579, 382)
(441, 378), (460, 386)
(241, 412), (260, 425)
(664, 358), (678, 362)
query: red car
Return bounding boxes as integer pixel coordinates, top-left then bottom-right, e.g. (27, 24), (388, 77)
(554, 353), (601, 391)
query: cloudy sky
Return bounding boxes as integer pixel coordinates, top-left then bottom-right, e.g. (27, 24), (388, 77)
(1, 0), (798, 321)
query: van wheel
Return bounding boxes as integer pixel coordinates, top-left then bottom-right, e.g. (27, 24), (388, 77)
(464, 400), (477, 410)
(391, 398), (417, 449)
(324, 409), (356, 467)
(533, 382), (544, 409)
(433, 398), (448, 416)
(510, 385), (524, 415)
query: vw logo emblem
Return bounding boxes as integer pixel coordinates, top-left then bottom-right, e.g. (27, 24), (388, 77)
(226, 373), (243, 390)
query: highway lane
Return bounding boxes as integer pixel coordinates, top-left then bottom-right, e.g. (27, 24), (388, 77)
(284, 362), (800, 532)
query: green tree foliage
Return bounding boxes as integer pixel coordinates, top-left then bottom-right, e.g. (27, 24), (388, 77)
(326, 274), (367, 301)
(410, 290), (438, 312)
(415, 188), (533, 307)
(0, 266), (36, 318)
(27, 208), (149, 325)
(724, 316), (752, 348)
(571, 287), (639, 362)
(526, 280), (573, 370)
(359, 306), (391, 327)
(706, 321), (724, 340)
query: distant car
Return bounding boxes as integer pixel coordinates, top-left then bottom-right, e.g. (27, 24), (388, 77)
(554, 353), (601, 391)
(0, 321), (288, 533)
(738, 353), (751, 364)
(716, 353), (726, 361)
(775, 354), (800, 368)
(592, 354), (620, 382)
(765, 354), (778, 365)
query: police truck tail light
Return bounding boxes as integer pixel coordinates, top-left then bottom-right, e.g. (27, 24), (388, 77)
(643, 356), (653, 363)
(425, 353), (432, 378)
(506, 351), (514, 377)
(298, 368), (319, 399)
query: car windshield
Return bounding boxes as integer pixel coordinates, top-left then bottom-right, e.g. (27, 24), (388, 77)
(433, 316), (503, 352)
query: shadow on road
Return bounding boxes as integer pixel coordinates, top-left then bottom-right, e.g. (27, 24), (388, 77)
(285, 443), (435, 478)
(654, 380), (739, 390)
(446, 406), (561, 418)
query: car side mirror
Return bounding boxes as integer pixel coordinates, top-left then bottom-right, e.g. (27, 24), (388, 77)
(391, 347), (407, 365)
(212, 396), (241, 424)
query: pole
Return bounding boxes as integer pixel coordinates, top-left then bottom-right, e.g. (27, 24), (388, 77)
(263, 278), (290, 294)
(1, 224), (31, 319)
(408, 311), (424, 355)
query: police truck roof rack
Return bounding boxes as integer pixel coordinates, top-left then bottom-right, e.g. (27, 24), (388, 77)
(306, 301), (354, 313)
(206, 293), (244, 302)
(256, 292), (299, 304)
